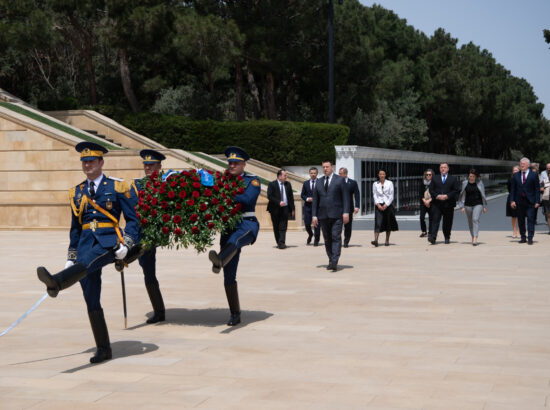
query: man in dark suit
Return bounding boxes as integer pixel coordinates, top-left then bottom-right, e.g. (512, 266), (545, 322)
(510, 157), (541, 244)
(267, 169), (295, 249)
(338, 167), (360, 248)
(428, 162), (460, 244)
(312, 160), (349, 271)
(300, 166), (321, 245)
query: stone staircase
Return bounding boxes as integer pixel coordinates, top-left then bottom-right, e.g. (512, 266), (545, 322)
(0, 102), (300, 231)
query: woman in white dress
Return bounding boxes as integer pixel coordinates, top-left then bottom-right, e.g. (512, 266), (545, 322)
(372, 169), (398, 247)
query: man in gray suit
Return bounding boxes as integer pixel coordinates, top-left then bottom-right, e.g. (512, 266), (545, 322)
(312, 160), (350, 271)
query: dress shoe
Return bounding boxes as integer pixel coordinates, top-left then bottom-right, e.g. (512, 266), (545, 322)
(528, 239), (534, 245)
(428, 237), (436, 244)
(313, 242), (319, 247)
(278, 244), (287, 249)
(444, 238), (450, 244)
(384, 242), (389, 246)
(343, 243), (349, 248)
(371, 240), (378, 247)
(420, 232), (427, 238)
(331, 264), (337, 272)
(519, 238), (527, 243)
(307, 234), (313, 245)
(326, 263), (334, 270)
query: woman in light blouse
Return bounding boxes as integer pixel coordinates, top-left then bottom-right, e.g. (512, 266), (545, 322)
(372, 169), (398, 246)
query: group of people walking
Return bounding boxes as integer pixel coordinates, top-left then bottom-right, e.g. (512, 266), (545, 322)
(419, 164), (488, 246)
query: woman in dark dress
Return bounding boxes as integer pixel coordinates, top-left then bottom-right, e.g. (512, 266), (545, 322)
(506, 165), (520, 238)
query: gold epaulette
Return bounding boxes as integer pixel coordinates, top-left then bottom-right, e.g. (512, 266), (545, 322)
(114, 180), (132, 198)
(114, 180), (129, 193)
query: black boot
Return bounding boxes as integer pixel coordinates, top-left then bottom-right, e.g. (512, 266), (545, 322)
(208, 243), (238, 274)
(145, 282), (165, 324)
(224, 282), (241, 326)
(88, 309), (112, 364)
(37, 263), (87, 298)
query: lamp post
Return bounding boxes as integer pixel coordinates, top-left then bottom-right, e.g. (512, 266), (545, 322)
(328, 0), (343, 123)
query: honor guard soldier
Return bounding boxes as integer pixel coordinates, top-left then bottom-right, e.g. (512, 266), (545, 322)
(37, 142), (139, 363)
(134, 149), (166, 323)
(208, 146), (261, 326)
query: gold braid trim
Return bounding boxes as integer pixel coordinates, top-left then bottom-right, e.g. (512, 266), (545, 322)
(69, 187), (88, 224)
(130, 180), (139, 197)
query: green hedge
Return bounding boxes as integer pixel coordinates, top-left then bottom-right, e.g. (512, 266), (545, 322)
(117, 113), (349, 165)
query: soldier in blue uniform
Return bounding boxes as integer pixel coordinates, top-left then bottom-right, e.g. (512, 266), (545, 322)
(133, 149), (166, 324)
(208, 146), (261, 326)
(37, 142), (139, 364)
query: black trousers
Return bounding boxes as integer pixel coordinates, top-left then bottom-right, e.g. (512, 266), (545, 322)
(430, 203), (454, 240)
(517, 198), (536, 240)
(419, 204), (431, 233)
(320, 217), (343, 265)
(270, 206), (289, 246)
(303, 206), (320, 242)
(343, 214), (354, 245)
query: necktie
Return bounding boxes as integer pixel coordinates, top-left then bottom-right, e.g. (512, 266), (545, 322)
(522, 172), (526, 184)
(280, 183), (285, 202)
(89, 181), (95, 197)
(324, 177), (329, 192)
(442, 175), (446, 184)
(311, 180), (315, 191)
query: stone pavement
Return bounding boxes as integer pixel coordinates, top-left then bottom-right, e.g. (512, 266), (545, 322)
(1, 229), (549, 410)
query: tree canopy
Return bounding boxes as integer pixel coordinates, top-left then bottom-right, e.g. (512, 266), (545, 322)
(1, 0), (548, 162)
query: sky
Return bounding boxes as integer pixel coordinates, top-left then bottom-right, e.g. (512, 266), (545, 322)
(359, 0), (550, 119)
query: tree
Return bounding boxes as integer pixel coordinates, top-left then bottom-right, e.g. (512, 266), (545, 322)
(173, 9), (243, 119)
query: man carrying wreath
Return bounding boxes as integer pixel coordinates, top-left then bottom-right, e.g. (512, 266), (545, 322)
(36, 142), (139, 363)
(208, 146), (261, 326)
(134, 149), (167, 324)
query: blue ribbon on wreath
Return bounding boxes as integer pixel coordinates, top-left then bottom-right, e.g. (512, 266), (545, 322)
(197, 168), (214, 186)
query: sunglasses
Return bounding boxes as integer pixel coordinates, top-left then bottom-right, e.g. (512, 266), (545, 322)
(425, 173), (432, 176)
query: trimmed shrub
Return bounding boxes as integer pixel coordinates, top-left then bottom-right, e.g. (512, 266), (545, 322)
(120, 113), (349, 165)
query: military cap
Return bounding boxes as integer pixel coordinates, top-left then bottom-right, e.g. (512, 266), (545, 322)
(140, 149), (166, 164)
(224, 146), (250, 162)
(75, 141), (108, 161)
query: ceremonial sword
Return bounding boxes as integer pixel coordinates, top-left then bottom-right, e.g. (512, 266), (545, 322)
(0, 293), (48, 337)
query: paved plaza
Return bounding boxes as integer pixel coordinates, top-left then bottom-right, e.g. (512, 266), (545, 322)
(1, 224), (549, 409)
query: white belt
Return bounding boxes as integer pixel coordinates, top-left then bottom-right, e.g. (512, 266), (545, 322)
(242, 212), (256, 217)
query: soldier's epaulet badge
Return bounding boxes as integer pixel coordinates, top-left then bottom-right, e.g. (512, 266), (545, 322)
(69, 186), (76, 200)
(113, 179), (131, 198)
(108, 176), (124, 182)
(251, 179), (260, 187)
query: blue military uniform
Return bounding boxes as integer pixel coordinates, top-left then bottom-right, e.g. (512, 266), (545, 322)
(208, 146), (261, 326)
(37, 141), (139, 364)
(133, 149), (166, 323)
(69, 175), (139, 310)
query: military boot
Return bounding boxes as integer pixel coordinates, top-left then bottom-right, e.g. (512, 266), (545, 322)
(88, 309), (112, 364)
(224, 282), (241, 326)
(37, 263), (87, 297)
(208, 243), (238, 274)
(145, 282), (165, 324)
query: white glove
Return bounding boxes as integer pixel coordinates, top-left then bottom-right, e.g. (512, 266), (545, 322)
(64, 260), (75, 269)
(114, 244), (128, 260)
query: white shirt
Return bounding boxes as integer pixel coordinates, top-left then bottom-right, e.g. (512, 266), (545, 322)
(87, 174), (104, 195)
(372, 180), (394, 206)
(279, 181), (287, 205)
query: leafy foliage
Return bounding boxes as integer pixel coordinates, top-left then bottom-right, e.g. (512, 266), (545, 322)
(1, 0), (549, 162)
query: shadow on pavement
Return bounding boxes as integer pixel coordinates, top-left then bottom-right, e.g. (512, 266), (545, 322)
(144, 308), (273, 332)
(62, 340), (159, 373)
